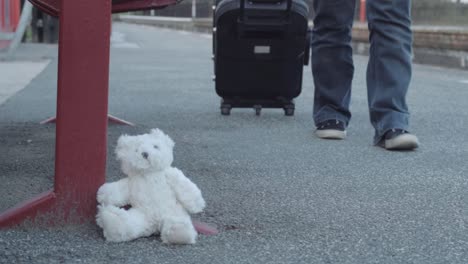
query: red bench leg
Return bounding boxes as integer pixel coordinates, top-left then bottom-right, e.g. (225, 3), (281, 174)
(0, 0), (112, 227)
(40, 115), (135, 126)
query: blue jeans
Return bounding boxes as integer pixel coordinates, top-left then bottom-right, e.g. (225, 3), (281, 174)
(311, 0), (413, 144)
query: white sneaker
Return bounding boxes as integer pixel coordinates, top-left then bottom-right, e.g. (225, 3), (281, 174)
(381, 129), (419, 150)
(315, 120), (347, 140)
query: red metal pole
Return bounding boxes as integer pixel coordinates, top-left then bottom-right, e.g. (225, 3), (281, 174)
(0, 0), (20, 31)
(0, 0), (5, 49)
(11, 0), (20, 31)
(0, 0), (111, 226)
(359, 0), (366, 23)
(53, 0), (111, 222)
(1, 0), (5, 30)
(0, 0), (20, 49)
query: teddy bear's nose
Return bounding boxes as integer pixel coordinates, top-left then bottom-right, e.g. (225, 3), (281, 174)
(142, 152), (149, 159)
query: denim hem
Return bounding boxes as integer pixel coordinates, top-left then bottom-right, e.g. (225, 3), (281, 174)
(314, 114), (349, 128)
(373, 126), (410, 145)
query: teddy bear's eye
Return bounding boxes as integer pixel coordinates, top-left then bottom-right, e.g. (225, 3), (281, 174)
(153, 145), (159, 149)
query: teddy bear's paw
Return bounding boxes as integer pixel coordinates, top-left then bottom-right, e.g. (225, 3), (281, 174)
(97, 183), (114, 205)
(96, 206), (119, 227)
(96, 205), (105, 228)
(96, 205), (119, 228)
(102, 229), (128, 243)
(189, 197), (206, 214)
(161, 221), (197, 245)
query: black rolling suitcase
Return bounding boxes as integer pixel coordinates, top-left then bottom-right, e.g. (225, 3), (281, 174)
(213, 0), (310, 116)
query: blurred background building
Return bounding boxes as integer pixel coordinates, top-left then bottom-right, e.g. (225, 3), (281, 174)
(1, 0), (467, 45)
(147, 0), (468, 25)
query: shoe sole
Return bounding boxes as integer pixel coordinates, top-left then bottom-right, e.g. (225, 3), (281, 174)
(385, 134), (419, 150)
(315, 129), (346, 140)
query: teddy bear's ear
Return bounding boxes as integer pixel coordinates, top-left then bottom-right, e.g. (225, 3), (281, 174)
(150, 128), (175, 149)
(115, 135), (131, 155)
(150, 128), (162, 137)
(163, 134), (175, 149)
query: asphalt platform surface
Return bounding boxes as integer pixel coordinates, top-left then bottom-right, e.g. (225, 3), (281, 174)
(0, 22), (467, 264)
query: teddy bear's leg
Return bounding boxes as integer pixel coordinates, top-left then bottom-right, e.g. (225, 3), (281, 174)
(160, 216), (197, 244)
(96, 205), (153, 242)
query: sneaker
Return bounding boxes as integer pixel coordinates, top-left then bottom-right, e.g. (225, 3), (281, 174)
(380, 129), (419, 150)
(315, 120), (346, 140)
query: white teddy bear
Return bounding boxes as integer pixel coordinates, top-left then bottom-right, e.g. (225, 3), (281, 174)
(96, 129), (206, 244)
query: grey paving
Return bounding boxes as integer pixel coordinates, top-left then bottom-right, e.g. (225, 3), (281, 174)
(0, 22), (467, 264)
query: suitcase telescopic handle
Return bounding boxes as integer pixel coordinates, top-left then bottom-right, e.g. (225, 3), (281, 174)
(239, 0), (293, 24)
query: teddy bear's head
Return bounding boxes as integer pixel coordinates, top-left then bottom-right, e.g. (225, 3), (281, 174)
(115, 129), (175, 175)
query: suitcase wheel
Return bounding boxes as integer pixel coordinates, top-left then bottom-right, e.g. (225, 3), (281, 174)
(253, 105), (262, 116)
(221, 105), (231, 116)
(284, 108), (294, 116)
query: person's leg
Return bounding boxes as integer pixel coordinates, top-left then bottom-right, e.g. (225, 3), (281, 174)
(366, 0), (418, 149)
(312, 0), (356, 139)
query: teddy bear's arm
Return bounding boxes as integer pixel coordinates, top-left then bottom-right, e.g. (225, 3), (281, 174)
(166, 167), (206, 214)
(97, 178), (130, 206)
